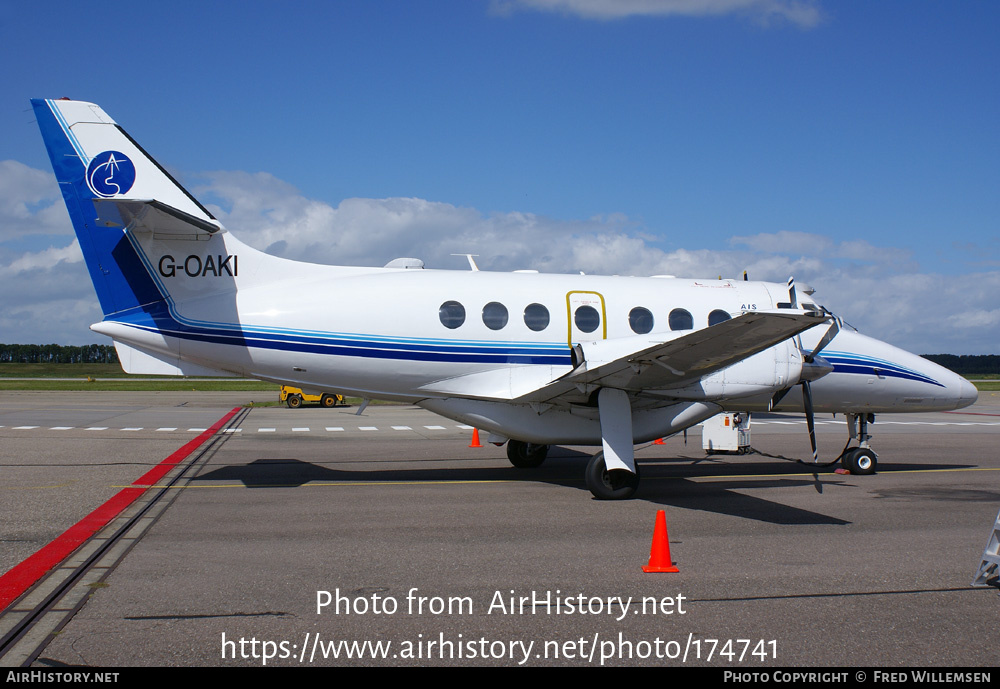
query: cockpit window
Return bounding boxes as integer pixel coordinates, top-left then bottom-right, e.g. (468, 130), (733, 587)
(629, 307), (654, 334)
(575, 305), (601, 333)
(439, 301), (465, 329)
(708, 309), (731, 326)
(523, 303), (550, 332)
(669, 308), (693, 331)
(482, 302), (509, 330)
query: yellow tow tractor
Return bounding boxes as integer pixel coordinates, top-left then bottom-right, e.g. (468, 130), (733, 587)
(280, 386), (345, 409)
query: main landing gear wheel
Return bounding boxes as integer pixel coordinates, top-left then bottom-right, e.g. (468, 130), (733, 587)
(841, 447), (877, 475)
(585, 451), (640, 500)
(506, 440), (549, 468)
(286, 394), (302, 409)
(320, 394), (336, 408)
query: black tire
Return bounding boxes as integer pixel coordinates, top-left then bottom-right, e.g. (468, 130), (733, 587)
(286, 394), (303, 409)
(844, 447), (877, 475)
(839, 448), (856, 471)
(320, 394), (336, 408)
(584, 451), (640, 500)
(506, 440), (549, 468)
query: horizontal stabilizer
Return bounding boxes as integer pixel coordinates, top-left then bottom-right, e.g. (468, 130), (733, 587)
(93, 198), (222, 236)
(114, 341), (238, 377)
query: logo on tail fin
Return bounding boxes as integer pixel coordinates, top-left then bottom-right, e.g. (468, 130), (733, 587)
(86, 151), (136, 198)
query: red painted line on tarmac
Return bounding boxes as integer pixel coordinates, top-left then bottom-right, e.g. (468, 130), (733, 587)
(0, 407), (241, 611)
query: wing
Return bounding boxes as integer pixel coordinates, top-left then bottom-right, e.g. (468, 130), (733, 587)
(531, 309), (826, 400)
(418, 309), (828, 402)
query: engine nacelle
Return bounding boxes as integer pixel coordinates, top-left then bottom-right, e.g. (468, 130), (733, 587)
(667, 339), (804, 401)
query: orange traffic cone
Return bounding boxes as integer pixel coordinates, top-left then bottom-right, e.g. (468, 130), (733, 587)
(469, 428), (482, 448)
(642, 510), (679, 573)
(653, 437), (665, 445)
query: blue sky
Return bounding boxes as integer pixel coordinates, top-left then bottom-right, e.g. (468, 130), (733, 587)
(2, 0), (998, 353)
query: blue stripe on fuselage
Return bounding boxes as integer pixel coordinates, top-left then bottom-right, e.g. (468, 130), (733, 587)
(109, 302), (573, 366)
(108, 231), (573, 365)
(824, 352), (943, 387)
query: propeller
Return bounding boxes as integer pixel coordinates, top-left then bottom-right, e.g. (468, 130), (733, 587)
(770, 277), (840, 463)
(802, 377), (818, 462)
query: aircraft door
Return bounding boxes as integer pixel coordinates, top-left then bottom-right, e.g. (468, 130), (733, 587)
(566, 291), (607, 347)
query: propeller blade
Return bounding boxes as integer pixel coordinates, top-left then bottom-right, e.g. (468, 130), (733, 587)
(770, 386), (792, 410)
(802, 380), (818, 463)
(787, 276), (798, 309)
(806, 317), (841, 363)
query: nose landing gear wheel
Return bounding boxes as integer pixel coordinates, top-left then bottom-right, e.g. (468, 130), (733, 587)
(585, 451), (640, 500)
(506, 440), (549, 468)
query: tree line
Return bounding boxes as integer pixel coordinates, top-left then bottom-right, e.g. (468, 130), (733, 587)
(0, 344), (119, 364)
(0, 344), (996, 374)
(921, 354), (1000, 376)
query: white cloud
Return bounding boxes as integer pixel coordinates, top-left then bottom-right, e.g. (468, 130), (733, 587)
(731, 229), (832, 255)
(947, 308), (1000, 330)
(729, 231), (913, 264)
(0, 243), (98, 345)
(5, 239), (81, 274)
(0, 161), (94, 343)
(490, 0), (824, 27)
(0, 297), (103, 346)
(1, 161), (996, 353)
(198, 172), (997, 353)
(199, 170), (642, 272)
(0, 160), (71, 238)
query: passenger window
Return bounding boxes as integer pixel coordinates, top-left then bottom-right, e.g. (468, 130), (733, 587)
(708, 309), (732, 326)
(482, 302), (509, 330)
(629, 307), (654, 334)
(575, 305), (601, 333)
(669, 308), (693, 331)
(523, 303), (550, 332)
(439, 301), (465, 329)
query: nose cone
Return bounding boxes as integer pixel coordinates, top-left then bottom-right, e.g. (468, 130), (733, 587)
(930, 365), (979, 411)
(955, 376), (979, 410)
(818, 330), (979, 413)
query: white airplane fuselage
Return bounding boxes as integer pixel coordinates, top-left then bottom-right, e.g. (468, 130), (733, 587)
(93, 230), (975, 429)
(32, 97), (978, 498)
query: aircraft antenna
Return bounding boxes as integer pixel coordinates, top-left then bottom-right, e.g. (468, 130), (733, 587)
(451, 254), (480, 271)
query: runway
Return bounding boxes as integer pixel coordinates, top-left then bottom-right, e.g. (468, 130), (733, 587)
(1, 390), (998, 666)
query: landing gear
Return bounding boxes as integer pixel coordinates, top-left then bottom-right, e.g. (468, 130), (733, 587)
(841, 447), (877, 475)
(841, 412), (878, 475)
(585, 451), (640, 500)
(506, 440), (549, 468)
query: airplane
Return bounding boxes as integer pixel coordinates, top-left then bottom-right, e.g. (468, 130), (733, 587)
(31, 97), (979, 499)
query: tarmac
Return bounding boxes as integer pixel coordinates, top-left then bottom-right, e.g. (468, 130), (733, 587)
(1, 390), (998, 667)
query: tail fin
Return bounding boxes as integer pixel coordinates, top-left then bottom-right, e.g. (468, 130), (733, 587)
(32, 98), (221, 317)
